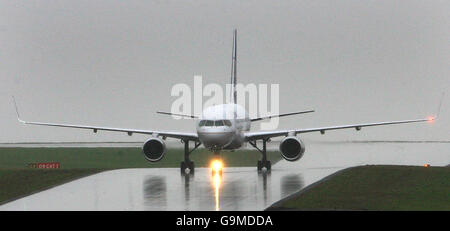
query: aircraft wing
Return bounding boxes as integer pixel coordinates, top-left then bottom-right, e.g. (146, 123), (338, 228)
(17, 118), (199, 141)
(13, 98), (198, 141)
(245, 117), (434, 141)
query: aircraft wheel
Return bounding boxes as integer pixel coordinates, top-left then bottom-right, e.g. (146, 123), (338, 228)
(188, 161), (195, 174)
(265, 161), (271, 171)
(180, 162), (187, 175)
(257, 160), (263, 172)
(181, 161), (195, 175)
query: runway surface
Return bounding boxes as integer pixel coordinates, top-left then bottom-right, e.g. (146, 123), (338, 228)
(1, 141), (448, 210)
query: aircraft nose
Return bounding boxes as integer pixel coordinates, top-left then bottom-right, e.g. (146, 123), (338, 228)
(198, 131), (234, 150)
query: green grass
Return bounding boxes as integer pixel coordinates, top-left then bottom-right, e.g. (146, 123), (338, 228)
(0, 147), (280, 204)
(269, 165), (450, 211)
(0, 169), (105, 204)
(0, 147), (280, 169)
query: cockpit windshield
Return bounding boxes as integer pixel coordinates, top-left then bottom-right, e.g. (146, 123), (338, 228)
(223, 120), (232, 126)
(199, 120), (232, 127)
(199, 120), (206, 126)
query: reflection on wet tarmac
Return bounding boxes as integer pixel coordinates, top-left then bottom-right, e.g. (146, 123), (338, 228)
(281, 174), (304, 198)
(1, 142), (448, 210)
(137, 168), (304, 210)
(213, 173), (221, 211)
(141, 170), (304, 210)
(143, 176), (166, 209)
(182, 173), (193, 206)
(258, 172), (270, 204)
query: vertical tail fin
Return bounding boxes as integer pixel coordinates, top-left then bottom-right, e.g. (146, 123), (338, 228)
(230, 29), (237, 104)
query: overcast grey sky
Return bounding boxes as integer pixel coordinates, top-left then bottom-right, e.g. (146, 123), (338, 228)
(0, 0), (448, 143)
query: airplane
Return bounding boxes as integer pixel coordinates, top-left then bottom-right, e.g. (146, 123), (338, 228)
(13, 29), (439, 175)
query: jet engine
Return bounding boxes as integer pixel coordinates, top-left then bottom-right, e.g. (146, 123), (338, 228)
(279, 136), (305, 161)
(142, 138), (166, 162)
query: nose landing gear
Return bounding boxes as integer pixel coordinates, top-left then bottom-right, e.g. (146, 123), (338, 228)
(180, 140), (201, 175)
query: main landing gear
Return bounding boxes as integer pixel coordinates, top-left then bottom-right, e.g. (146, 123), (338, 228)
(180, 140), (201, 175)
(249, 138), (271, 172)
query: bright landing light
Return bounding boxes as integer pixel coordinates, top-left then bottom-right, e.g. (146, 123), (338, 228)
(211, 159), (224, 173)
(427, 116), (436, 123)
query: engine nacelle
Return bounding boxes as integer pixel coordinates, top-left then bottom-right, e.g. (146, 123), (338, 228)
(142, 137), (166, 162)
(279, 136), (305, 161)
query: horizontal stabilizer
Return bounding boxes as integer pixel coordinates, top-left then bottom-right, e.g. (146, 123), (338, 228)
(250, 110), (315, 122)
(156, 111), (198, 119)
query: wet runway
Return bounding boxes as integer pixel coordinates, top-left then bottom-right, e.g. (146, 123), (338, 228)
(1, 141), (448, 210)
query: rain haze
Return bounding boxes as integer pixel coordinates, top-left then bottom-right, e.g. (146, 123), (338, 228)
(0, 0), (449, 143)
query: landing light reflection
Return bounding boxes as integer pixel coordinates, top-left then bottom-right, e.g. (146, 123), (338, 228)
(213, 172), (221, 211)
(210, 159), (224, 211)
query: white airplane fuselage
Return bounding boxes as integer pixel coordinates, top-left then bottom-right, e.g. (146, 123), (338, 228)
(196, 104), (250, 151)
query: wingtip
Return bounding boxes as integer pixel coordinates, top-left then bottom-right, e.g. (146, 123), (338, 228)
(435, 92), (445, 119)
(425, 92), (445, 122)
(12, 96), (25, 123)
(426, 116), (436, 123)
